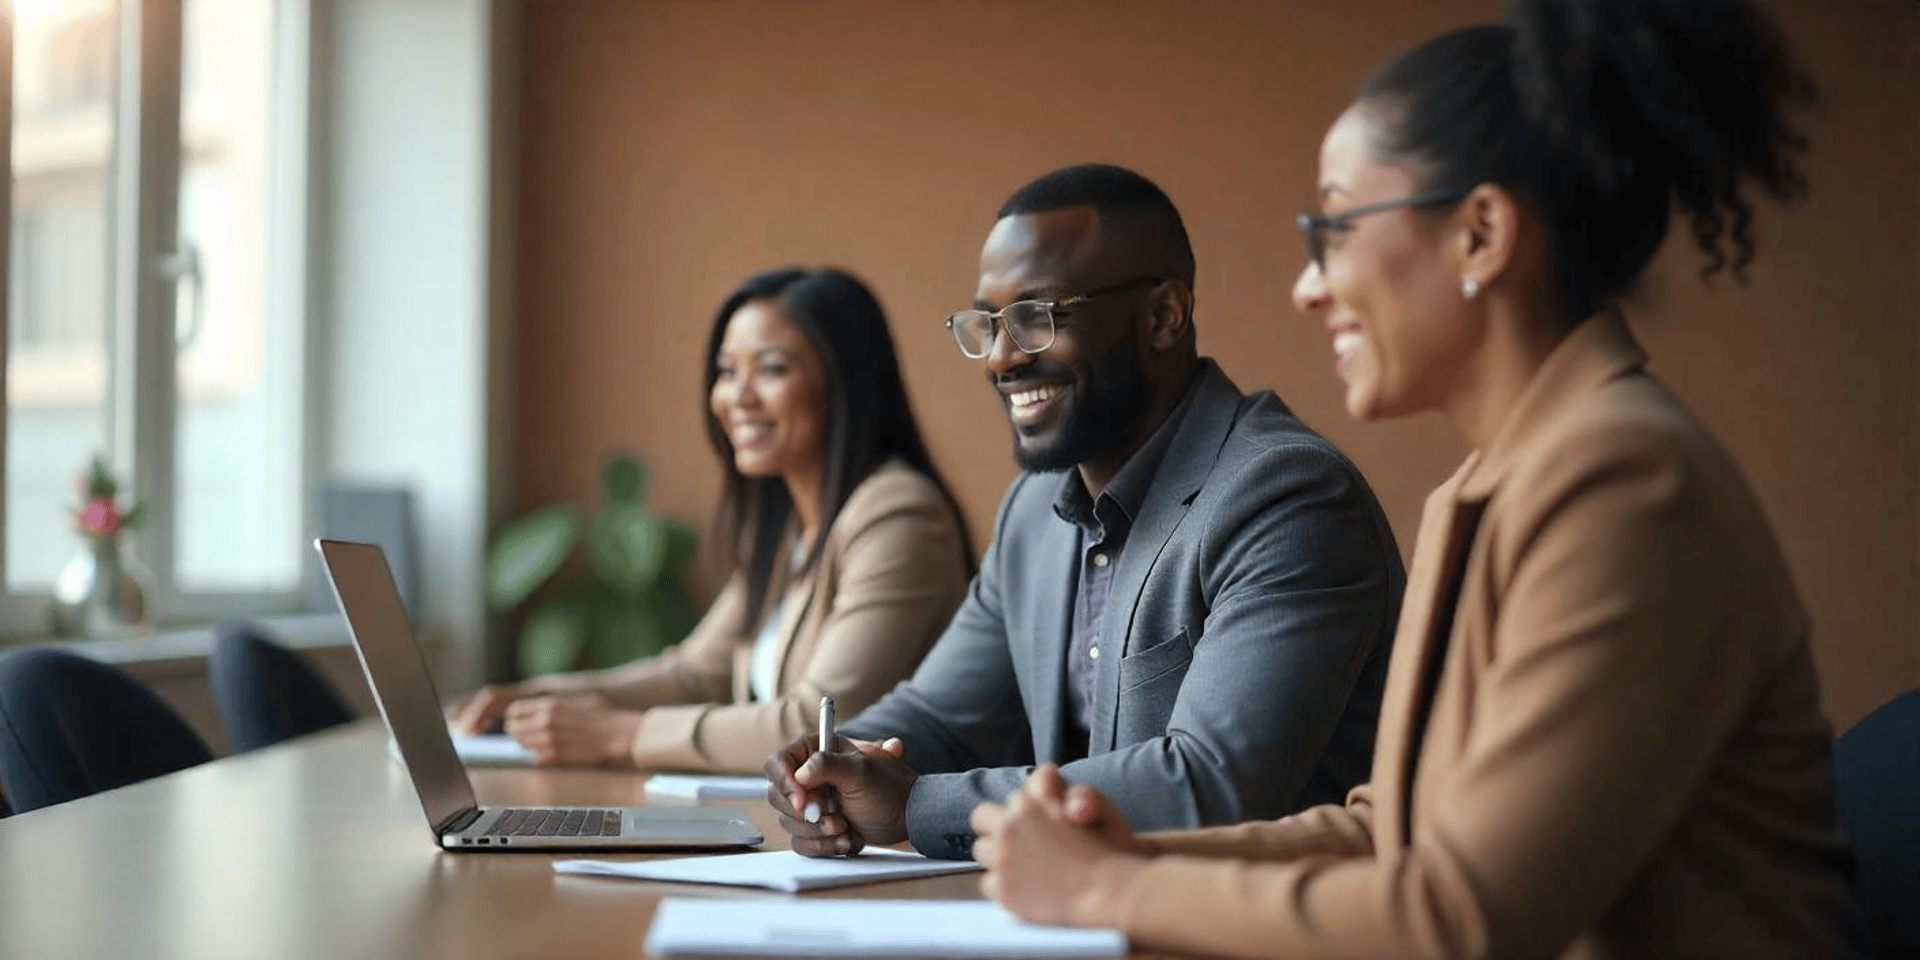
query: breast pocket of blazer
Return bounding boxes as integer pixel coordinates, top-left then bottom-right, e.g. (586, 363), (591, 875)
(1117, 628), (1194, 697)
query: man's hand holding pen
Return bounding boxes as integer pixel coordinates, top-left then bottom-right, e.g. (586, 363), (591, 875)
(763, 696), (919, 857)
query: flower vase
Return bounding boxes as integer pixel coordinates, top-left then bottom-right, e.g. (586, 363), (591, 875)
(49, 535), (156, 638)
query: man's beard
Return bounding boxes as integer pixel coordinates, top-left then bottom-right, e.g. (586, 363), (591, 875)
(1008, 343), (1148, 473)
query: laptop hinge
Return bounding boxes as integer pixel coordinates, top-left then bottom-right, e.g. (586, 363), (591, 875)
(438, 806), (484, 836)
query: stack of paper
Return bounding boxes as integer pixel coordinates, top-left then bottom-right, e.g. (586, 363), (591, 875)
(554, 848), (981, 893)
(643, 898), (1127, 957)
(644, 773), (769, 800)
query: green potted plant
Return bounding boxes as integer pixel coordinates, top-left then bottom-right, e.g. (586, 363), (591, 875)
(485, 454), (701, 678)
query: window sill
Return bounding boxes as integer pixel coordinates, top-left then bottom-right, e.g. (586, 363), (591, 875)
(4, 613), (375, 760)
(21, 612), (351, 668)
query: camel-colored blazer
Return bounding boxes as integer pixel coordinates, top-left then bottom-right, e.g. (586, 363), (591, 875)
(1115, 313), (1863, 959)
(566, 460), (970, 773)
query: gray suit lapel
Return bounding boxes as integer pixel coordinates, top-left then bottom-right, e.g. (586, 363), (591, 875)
(1089, 364), (1247, 751)
(1026, 497), (1082, 765)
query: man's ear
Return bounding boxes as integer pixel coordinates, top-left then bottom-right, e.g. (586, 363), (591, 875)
(1146, 280), (1193, 351)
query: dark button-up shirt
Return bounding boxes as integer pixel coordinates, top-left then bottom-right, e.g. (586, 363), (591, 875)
(1052, 370), (1204, 758)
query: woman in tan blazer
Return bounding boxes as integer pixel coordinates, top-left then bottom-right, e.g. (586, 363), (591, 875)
(454, 268), (974, 773)
(967, 1), (1866, 957)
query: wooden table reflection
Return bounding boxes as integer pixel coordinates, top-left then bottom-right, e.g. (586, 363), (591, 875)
(0, 721), (988, 960)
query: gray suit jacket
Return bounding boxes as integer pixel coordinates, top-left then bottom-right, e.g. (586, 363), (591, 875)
(843, 361), (1404, 859)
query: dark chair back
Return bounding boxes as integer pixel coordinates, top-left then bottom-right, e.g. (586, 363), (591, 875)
(208, 620), (355, 753)
(0, 646), (214, 813)
(1835, 689), (1920, 960)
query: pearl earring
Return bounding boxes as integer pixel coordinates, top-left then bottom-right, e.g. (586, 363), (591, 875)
(1461, 277), (1481, 299)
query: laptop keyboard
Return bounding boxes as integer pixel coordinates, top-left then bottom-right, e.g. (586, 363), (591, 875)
(482, 808), (623, 838)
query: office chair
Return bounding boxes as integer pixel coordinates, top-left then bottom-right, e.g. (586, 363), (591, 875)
(1834, 688), (1919, 960)
(0, 624), (357, 814)
(207, 620), (355, 753)
(0, 646), (214, 814)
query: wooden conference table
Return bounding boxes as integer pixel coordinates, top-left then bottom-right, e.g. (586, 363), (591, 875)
(0, 721), (1003, 960)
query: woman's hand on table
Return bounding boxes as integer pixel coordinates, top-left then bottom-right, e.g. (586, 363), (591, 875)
(502, 691), (641, 767)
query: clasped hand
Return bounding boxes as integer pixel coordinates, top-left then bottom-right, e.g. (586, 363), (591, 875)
(969, 764), (1152, 928)
(763, 733), (917, 857)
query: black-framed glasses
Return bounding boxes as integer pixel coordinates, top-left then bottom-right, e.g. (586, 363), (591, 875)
(1295, 185), (1476, 271)
(944, 275), (1164, 359)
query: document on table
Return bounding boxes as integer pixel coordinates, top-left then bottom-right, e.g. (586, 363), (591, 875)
(554, 848), (983, 892)
(644, 773), (769, 800)
(643, 898), (1127, 958)
(387, 731), (532, 766)
(449, 732), (532, 765)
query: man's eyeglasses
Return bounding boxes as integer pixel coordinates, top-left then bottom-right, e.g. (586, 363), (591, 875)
(1295, 185), (1475, 271)
(944, 275), (1164, 359)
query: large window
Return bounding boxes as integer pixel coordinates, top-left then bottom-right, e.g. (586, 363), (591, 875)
(3, 0), (312, 634)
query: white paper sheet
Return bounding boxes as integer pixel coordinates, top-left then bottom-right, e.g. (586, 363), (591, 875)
(644, 774), (769, 800)
(554, 848), (982, 892)
(642, 897), (1127, 957)
(450, 732), (532, 765)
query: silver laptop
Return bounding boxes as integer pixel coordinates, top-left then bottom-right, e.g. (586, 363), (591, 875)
(316, 538), (763, 852)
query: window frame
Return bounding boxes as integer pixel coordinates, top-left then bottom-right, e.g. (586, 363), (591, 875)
(0, 0), (320, 639)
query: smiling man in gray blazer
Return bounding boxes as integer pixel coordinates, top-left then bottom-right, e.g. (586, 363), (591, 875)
(767, 163), (1404, 859)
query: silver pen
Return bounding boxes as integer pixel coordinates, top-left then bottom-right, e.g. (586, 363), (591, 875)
(803, 696), (834, 824)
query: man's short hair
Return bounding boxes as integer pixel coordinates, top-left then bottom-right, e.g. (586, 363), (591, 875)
(997, 163), (1197, 289)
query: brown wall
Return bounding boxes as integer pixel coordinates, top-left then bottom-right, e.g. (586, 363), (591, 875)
(512, 0), (1920, 729)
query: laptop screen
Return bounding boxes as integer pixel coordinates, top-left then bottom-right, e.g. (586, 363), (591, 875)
(317, 538), (478, 832)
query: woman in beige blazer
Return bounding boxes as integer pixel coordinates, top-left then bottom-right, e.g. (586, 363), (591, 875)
(967, 1), (1866, 957)
(453, 268), (974, 773)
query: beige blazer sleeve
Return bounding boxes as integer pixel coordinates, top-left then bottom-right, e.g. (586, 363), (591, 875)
(1140, 784), (1377, 863)
(625, 464), (970, 773)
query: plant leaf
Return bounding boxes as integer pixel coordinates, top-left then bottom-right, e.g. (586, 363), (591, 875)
(516, 597), (591, 678)
(601, 455), (645, 504)
(585, 598), (667, 669)
(88, 457), (116, 499)
(587, 503), (668, 596)
(648, 575), (702, 647)
(662, 519), (700, 574)
(485, 505), (582, 611)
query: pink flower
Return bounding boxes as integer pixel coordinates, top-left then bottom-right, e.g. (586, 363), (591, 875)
(71, 457), (144, 539)
(77, 496), (123, 536)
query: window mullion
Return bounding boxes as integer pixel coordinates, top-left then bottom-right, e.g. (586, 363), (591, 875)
(0, 11), (14, 605)
(112, 0), (185, 605)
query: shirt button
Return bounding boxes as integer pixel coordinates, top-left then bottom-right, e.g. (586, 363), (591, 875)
(1089, 646), (1101, 660)
(1092, 553), (1110, 568)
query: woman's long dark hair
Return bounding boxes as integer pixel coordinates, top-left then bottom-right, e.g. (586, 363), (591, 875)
(702, 267), (976, 635)
(1356, 0), (1813, 322)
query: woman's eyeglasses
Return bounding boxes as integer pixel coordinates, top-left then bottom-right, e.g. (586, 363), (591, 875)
(1295, 185), (1476, 271)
